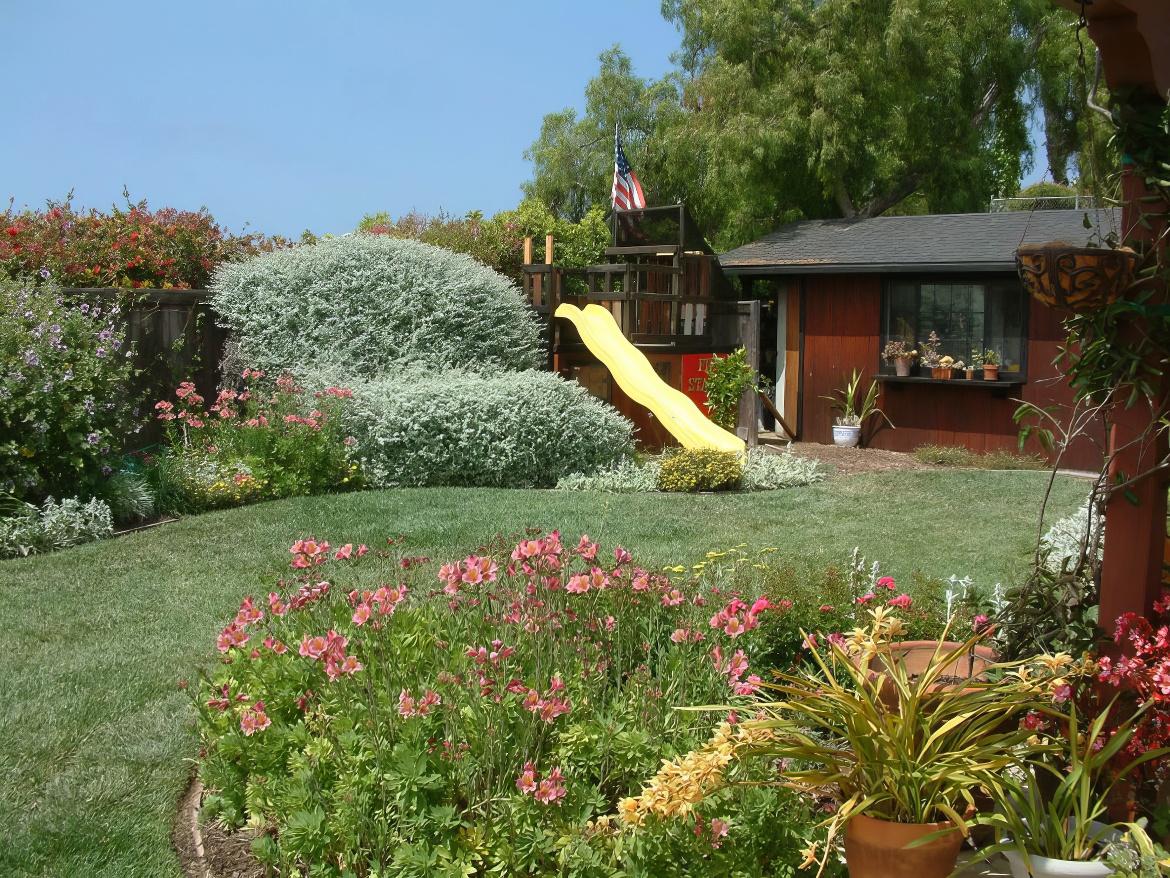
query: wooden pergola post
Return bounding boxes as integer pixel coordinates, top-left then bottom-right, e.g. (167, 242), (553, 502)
(1058, 0), (1170, 625)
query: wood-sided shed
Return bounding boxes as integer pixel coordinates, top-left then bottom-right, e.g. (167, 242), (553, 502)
(720, 209), (1118, 471)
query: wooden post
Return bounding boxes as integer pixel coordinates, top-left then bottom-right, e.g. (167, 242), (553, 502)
(545, 234), (554, 265)
(737, 300), (760, 448)
(523, 237), (532, 266)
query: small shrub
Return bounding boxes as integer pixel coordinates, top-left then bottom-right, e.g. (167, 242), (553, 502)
(704, 348), (756, 431)
(0, 495), (113, 558)
(556, 457), (661, 492)
(1039, 499), (1103, 574)
(338, 368), (633, 488)
(741, 447), (824, 491)
(1, 277), (141, 502)
(656, 448), (742, 493)
(210, 234), (545, 378)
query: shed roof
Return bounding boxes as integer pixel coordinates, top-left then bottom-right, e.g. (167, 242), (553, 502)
(719, 208), (1121, 275)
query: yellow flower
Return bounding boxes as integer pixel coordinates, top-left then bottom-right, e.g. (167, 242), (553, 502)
(1036, 653), (1074, 672)
(798, 842), (820, 870)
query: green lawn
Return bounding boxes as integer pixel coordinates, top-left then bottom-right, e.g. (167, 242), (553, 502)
(0, 471), (1089, 877)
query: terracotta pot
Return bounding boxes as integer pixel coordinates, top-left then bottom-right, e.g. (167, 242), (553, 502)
(844, 813), (965, 878)
(1016, 243), (1138, 313)
(857, 641), (998, 709)
(965, 369), (976, 380)
(894, 357), (913, 377)
(983, 365), (999, 381)
(931, 367), (954, 379)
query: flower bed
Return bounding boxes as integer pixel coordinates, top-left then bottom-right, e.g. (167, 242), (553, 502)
(194, 532), (832, 876)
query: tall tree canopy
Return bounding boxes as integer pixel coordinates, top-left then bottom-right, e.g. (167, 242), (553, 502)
(525, 0), (1112, 249)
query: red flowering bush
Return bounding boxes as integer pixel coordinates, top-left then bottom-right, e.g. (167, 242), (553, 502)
(148, 370), (362, 512)
(194, 531), (825, 876)
(1, 193), (286, 289)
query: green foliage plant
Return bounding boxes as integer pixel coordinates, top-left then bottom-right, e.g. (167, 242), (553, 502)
(821, 370), (892, 430)
(656, 448), (742, 492)
(151, 371), (363, 513)
(337, 367), (634, 488)
(1, 277), (142, 502)
(0, 494), (113, 558)
(210, 234), (546, 379)
(703, 348), (757, 432)
(964, 659), (1169, 872)
(194, 530), (811, 876)
(623, 611), (1035, 874)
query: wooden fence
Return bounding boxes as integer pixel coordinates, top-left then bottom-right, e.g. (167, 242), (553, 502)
(67, 288), (227, 446)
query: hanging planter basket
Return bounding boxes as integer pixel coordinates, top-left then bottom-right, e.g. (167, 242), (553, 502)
(1015, 243), (1138, 313)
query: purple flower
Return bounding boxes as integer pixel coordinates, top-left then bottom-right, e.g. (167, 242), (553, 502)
(96, 347), (107, 358)
(98, 330), (111, 341)
(39, 267), (50, 279)
(79, 304), (89, 314)
(24, 351), (38, 367)
(102, 465), (112, 476)
(86, 433), (99, 444)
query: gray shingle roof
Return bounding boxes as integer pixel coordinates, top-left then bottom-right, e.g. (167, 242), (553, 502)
(719, 209), (1121, 275)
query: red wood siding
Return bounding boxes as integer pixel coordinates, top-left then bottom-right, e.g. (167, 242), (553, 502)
(800, 275), (1103, 471)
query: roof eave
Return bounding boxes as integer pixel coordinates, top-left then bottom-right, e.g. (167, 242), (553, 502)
(720, 261), (1019, 276)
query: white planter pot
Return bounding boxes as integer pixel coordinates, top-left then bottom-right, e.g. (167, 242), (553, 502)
(1002, 850), (1112, 878)
(832, 425), (861, 447)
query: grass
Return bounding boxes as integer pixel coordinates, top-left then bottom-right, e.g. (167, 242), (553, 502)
(912, 443), (1050, 471)
(0, 472), (1089, 877)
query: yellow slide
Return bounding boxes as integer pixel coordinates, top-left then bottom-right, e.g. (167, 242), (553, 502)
(556, 303), (745, 454)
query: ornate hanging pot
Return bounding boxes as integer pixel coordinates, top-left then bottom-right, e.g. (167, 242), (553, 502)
(1015, 243), (1138, 313)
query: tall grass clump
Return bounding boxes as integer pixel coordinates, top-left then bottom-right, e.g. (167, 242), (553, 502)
(210, 235), (545, 377)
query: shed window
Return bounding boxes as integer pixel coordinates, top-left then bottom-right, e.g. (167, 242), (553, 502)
(882, 279), (1028, 374)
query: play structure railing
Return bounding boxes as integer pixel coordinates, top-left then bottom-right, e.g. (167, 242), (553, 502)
(522, 263), (741, 352)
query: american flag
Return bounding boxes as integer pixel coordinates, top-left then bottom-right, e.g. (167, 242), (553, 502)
(612, 129), (646, 211)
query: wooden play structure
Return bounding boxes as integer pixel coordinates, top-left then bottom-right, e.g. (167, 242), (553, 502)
(521, 204), (774, 449)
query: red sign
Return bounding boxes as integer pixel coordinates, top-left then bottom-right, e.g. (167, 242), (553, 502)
(681, 353), (716, 414)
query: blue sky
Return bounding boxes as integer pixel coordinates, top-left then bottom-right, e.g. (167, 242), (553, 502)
(2, 1), (1047, 240)
(1, 1), (680, 238)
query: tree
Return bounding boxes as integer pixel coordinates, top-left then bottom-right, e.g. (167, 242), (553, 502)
(522, 46), (680, 223)
(525, 0), (1107, 250)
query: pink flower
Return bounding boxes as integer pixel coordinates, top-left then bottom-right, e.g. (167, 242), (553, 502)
(748, 597), (771, 616)
(662, 589), (685, 607)
(398, 689), (417, 717)
(352, 604), (370, 626)
(549, 675), (565, 692)
(973, 614), (990, 632)
(1052, 683), (1072, 704)
(733, 675), (762, 695)
(334, 544), (353, 560)
(819, 605), (834, 612)
(589, 567), (610, 590)
(566, 574), (590, 594)
(240, 703), (271, 736)
(217, 624), (248, 653)
(534, 767), (567, 804)
(709, 818), (730, 848)
(877, 576), (897, 590)
(856, 593), (876, 604)
(417, 689), (441, 715)
(357, 544), (369, 556)
(339, 655), (363, 676)
(723, 616), (745, 638)
(726, 650), (749, 680)
(300, 635), (328, 659)
(671, 628), (690, 643)
(576, 535), (598, 560)
(615, 546), (632, 565)
(887, 593), (912, 610)
(631, 571), (650, 591)
(516, 762), (538, 794)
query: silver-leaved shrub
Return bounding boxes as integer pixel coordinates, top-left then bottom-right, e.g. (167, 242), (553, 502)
(210, 234), (545, 377)
(0, 495), (113, 558)
(339, 369), (634, 488)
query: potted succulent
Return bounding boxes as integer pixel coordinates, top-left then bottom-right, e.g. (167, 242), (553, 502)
(822, 369), (893, 447)
(982, 349), (1001, 381)
(883, 340), (919, 377)
(968, 349), (984, 380)
(920, 332), (957, 378)
(741, 612), (1036, 878)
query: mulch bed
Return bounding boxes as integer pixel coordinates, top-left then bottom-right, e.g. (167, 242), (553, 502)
(173, 776), (266, 878)
(783, 441), (935, 478)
